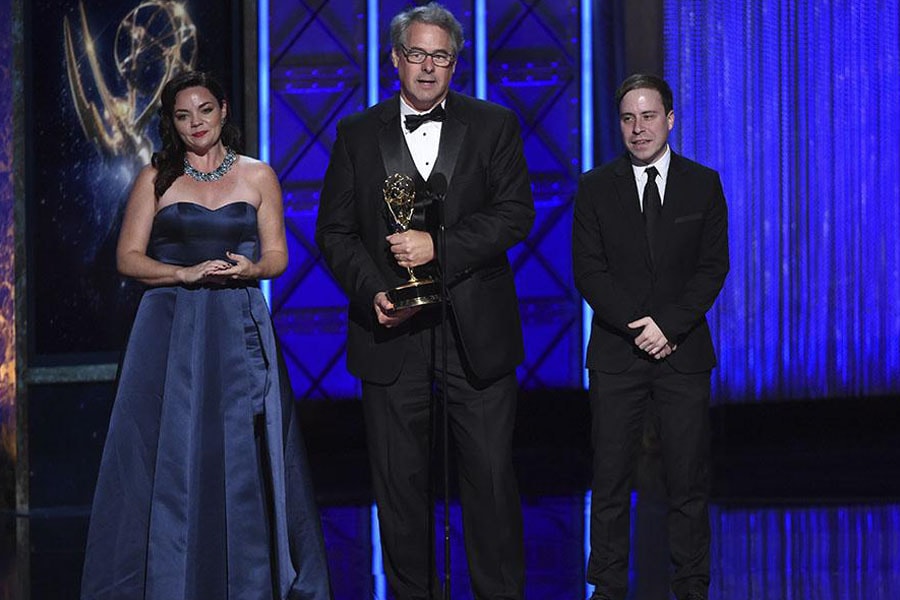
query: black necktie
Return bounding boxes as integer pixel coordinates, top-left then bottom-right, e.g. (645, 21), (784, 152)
(404, 105), (446, 132)
(643, 166), (662, 258)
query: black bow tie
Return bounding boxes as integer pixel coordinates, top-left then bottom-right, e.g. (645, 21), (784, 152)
(404, 105), (446, 132)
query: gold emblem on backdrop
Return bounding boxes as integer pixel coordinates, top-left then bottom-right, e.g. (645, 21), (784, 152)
(64, 1), (198, 165)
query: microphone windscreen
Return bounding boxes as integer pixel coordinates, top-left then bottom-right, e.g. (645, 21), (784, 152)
(429, 173), (448, 198)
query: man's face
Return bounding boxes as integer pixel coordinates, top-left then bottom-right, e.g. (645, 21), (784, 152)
(619, 87), (674, 165)
(391, 22), (456, 112)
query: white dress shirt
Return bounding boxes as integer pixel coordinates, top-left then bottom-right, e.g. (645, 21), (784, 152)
(400, 96), (444, 180)
(631, 145), (672, 211)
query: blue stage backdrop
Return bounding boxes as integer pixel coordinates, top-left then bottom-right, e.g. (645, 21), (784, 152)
(265, 0), (370, 401)
(664, 0), (900, 403)
(268, 0), (589, 400)
(267, 0), (900, 405)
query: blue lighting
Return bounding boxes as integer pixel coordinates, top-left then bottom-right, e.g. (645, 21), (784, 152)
(580, 0), (594, 389)
(257, 3), (269, 165)
(584, 491), (594, 598)
(580, 0), (593, 172)
(258, 0), (271, 305)
(581, 4), (596, 587)
(474, 0), (487, 99)
(707, 503), (900, 598)
(371, 503), (387, 599)
(663, 0), (900, 402)
(368, 0), (379, 107)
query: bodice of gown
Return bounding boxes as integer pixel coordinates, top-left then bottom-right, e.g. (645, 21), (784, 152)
(148, 201), (259, 266)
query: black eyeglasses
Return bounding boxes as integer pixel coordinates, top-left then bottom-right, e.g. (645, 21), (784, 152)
(399, 45), (455, 68)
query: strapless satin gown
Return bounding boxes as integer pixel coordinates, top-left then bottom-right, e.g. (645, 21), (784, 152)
(81, 202), (332, 600)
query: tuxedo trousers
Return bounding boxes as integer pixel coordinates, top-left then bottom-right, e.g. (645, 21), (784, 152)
(361, 315), (524, 600)
(587, 359), (711, 600)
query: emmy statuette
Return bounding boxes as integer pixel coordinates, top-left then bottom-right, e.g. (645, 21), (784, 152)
(383, 173), (441, 309)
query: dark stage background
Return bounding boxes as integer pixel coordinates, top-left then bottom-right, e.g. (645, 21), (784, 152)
(25, 0), (243, 364)
(3, 0), (900, 599)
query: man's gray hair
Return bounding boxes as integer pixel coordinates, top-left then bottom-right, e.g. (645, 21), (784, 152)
(389, 2), (465, 55)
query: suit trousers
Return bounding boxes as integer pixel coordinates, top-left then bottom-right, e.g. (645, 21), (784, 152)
(587, 358), (711, 600)
(361, 314), (525, 600)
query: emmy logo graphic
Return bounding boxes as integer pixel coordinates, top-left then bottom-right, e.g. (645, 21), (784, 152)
(64, 1), (197, 165)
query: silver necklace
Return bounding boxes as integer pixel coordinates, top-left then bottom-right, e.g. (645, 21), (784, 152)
(183, 148), (237, 182)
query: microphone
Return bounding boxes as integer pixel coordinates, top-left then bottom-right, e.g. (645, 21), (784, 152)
(418, 173), (448, 236)
(428, 173), (448, 205)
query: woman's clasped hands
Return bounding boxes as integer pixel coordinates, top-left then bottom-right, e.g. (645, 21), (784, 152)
(176, 251), (257, 285)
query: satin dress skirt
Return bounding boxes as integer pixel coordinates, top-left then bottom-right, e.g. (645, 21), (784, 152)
(81, 285), (332, 600)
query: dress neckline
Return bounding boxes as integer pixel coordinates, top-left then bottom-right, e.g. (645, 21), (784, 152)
(155, 201), (258, 216)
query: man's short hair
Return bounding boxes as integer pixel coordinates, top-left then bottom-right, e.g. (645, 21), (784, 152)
(390, 2), (465, 55)
(615, 74), (674, 114)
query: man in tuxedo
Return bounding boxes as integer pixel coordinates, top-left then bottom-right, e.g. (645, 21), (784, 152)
(573, 73), (729, 600)
(315, 3), (533, 598)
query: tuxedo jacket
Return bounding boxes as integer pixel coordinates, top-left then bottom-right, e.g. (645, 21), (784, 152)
(573, 152), (729, 374)
(316, 91), (535, 384)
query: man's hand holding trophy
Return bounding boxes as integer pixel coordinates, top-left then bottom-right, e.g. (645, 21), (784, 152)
(383, 173), (442, 310)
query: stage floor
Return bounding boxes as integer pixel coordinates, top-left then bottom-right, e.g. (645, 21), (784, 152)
(2, 498), (900, 599)
(3, 393), (899, 599)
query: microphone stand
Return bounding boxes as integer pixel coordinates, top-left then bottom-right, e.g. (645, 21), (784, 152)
(432, 178), (451, 600)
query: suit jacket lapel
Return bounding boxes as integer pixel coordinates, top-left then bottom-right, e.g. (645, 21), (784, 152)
(432, 92), (467, 192)
(613, 155), (653, 268)
(378, 93), (466, 189)
(653, 151), (689, 265)
(377, 99), (406, 180)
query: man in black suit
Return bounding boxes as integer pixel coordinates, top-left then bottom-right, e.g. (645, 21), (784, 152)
(315, 3), (533, 598)
(573, 73), (729, 600)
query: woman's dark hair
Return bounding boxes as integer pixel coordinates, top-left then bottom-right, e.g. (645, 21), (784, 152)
(151, 71), (242, 198)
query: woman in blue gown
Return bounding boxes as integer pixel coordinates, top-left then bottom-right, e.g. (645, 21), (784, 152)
(81, 71), (332, 600)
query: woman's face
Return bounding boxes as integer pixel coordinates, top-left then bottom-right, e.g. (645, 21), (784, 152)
(171, 85), (227, 153)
